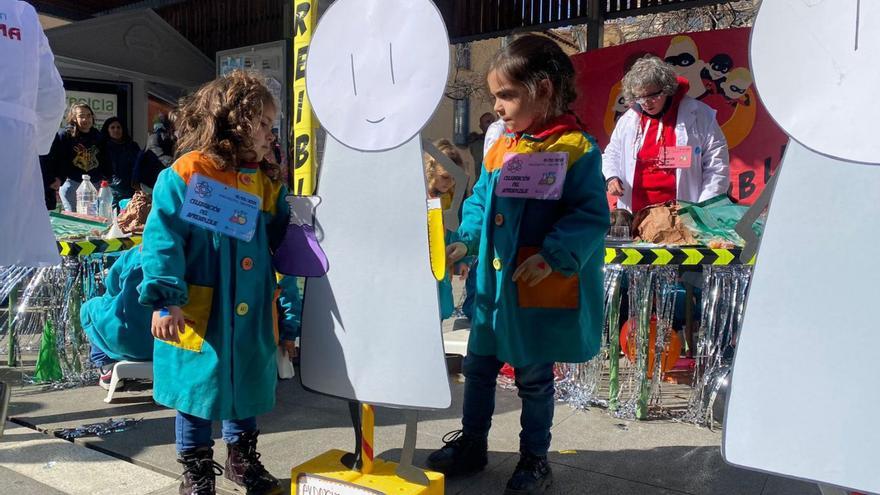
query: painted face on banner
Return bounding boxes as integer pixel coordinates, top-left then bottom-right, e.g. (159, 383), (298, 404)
(751, 0), (880, 164)
(306, 0), (450, 152)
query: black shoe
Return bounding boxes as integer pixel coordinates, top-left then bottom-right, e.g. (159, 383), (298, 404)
(224, 430), (282, 495)
(177, 447), (223, 495)
(504, 453), (553, 495)
(426, 429), (488, 476)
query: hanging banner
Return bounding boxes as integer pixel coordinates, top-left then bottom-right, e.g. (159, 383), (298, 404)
(292, 0), (317, 195)
(571, 28), (788, 204)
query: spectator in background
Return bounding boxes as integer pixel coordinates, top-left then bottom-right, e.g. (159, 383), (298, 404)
(147, 113), (175, 167)
(466, 112), (496, 183)
(100, 117), (141, 207)
(46, 103), (111, 211)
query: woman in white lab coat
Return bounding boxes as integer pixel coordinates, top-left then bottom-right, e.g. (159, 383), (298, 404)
(603, 56), (730, 213)
(0, 0), (67, 266)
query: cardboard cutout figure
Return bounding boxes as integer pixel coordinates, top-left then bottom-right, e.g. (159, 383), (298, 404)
(724, 2), (880, 493)
(298, 0), (451, 410)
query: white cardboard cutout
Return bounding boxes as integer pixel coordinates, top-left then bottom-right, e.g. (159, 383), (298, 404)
(306, 0), (450, 152)
(748, 0), (880, 164)
(300, 0), (451, 409)
(724, 2), (880, 492)
(422, 138), (467, 232)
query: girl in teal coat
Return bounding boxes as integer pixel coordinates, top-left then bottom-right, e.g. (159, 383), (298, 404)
(80, 247), (153, 388)
(139, 71), (289, 495)
(428, 35), (610, 495)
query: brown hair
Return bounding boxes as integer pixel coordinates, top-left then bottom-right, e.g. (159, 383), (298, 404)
(424, 138), (465, 193)
(66, 103), (95, 137)
(488, 34), (578, 121)
(171, 70), (276, 171)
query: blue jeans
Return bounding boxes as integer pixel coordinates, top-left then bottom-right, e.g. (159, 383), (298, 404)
(59, 179), (80, 212)
(461, 352), (555, 457)
(89, 345), (115, 368)
(175, 411), (257, 453)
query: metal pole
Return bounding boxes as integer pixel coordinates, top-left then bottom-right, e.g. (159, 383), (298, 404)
(360, 404), (374, 475)
(7, 285), (18, 367)
(587, 0), (605, 51)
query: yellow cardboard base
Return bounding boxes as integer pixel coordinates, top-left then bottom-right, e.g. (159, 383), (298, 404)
(291, 449), (444, 495)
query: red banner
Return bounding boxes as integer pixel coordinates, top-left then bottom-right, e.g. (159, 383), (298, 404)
(571, 28), (788, 204)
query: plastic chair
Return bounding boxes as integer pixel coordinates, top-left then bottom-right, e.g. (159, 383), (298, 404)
(104, 360), (153, 403)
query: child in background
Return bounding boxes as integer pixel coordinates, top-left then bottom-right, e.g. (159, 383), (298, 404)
(427, 35), (610, 495)
(45, 103), (112, 211)
(80, 247), (153, 389)
(139, 71), (289, 495)
(424, 138), (470, 320)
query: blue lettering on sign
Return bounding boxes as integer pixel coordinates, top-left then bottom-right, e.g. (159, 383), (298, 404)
(180, 173), (261, 242)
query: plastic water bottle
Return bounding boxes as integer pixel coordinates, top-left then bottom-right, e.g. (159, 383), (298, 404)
(97, 180), (113, 219)
(75, 175), (98, 216)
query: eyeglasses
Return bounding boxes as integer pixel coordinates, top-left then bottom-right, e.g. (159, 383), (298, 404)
(634, 90), (665, 105)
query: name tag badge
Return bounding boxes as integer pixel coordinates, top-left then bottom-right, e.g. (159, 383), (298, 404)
(658, 146), (693, 169)
(180, 173), (261, 242)
(496, 152), (569, 200)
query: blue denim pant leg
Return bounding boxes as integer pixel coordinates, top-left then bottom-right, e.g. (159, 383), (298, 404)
(176, 411), (214, 453)
(221, 417), (257, 445)
(176, 411), (257, 452)
(514, 362), (555, 457)
(89, 345), (115, 368)
(461, 352), (503, 439)
(59, 179), (79, 212)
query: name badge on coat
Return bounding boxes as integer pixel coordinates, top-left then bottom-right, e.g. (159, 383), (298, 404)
(658, 146), (693, 169)
(180, 174), (261, 242)
(496, 152), (569, 200)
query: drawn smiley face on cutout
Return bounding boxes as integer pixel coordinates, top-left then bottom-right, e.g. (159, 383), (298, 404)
(306, 0), (450, 152)
(751, 0), (879, 164)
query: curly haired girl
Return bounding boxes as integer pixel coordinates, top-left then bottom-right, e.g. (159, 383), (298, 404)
(139, 70), (289, 495)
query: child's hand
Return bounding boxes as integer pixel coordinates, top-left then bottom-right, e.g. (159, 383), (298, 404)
(446, 243), (467, 277)
(152, 306), (185, 343)
(282, 339), (299, 359)
(446, 242), (467, 265)
(512, 254), (553, 287)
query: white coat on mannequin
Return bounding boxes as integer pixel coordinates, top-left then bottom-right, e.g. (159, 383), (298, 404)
(0, 0), (66, 266)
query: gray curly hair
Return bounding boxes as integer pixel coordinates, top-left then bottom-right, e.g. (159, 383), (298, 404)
(621, 56), (679, 104)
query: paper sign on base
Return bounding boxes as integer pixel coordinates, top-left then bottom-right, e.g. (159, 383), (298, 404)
(291, 450), (443, 495)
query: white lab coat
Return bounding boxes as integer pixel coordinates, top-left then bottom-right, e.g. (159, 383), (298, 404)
(602, 97), (730, 212)
(0, 1), (66, 266)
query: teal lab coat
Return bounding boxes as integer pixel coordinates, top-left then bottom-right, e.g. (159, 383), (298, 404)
(139, 151), (289, 420)
(457, 118), (610, 368)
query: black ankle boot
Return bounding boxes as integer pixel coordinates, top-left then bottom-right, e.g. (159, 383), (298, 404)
(224, 430), (282, 495)
(504, 453), (553, 495)
(426, 429), (488, 476)
(177, 447), (222, 495)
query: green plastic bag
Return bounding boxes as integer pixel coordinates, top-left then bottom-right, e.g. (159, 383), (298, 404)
(678, 195), (764, 246)
(33, 320), (63, 383)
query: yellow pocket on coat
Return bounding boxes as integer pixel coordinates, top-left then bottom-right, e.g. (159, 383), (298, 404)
(515, 247), (580, 310)
(168, 284), (213, 352)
